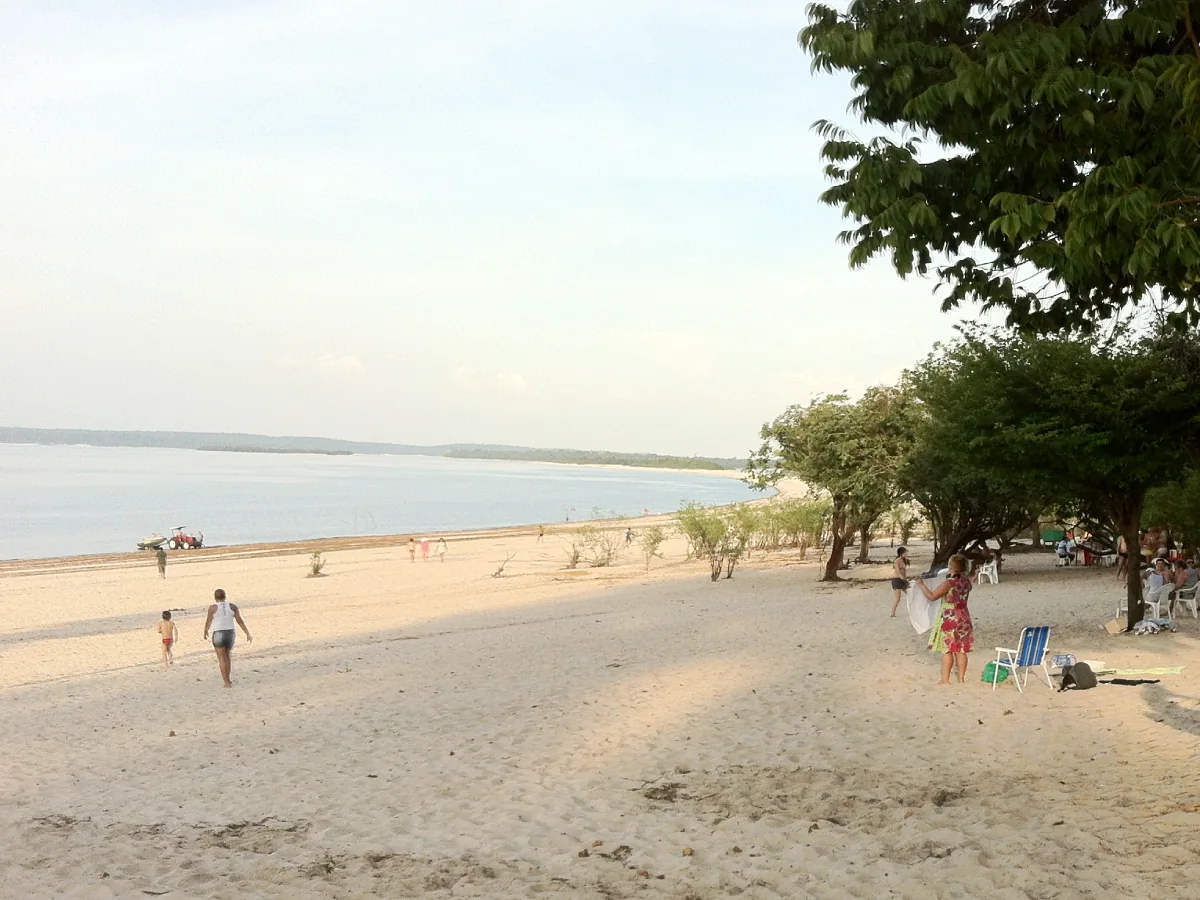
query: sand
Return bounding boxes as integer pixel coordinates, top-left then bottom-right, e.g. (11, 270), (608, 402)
(3, 529), (1200, 899)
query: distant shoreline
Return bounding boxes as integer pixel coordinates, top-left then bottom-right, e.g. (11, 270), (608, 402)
(0, 427), (743, 470)
(198, 446), (355, 456)
(0, 474), (790, 575)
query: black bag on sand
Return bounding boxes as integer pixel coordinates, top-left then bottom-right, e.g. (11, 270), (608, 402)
(1059, 662), (1098, 691)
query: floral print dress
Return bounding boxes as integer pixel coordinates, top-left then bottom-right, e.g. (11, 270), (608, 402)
(928, 574), (974, 654)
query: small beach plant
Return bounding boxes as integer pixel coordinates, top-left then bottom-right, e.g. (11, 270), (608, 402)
(576, 524), (623, 567)
(638, 525), (666, 571)
(675, 503), (750, 581)
(308, 550), (325, 577)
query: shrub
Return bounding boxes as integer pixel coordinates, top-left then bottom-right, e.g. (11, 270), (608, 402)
(566, 525), (625, 568)
(675, 503), (752, 581)
(638, 525), (667, 571)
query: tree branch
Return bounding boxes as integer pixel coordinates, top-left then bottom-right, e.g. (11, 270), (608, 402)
(1185, 4), (1200, 61)
(1154, 195), (1200, 208)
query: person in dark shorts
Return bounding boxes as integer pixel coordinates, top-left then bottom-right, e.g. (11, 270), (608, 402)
(890, 547), (910, 618)
(202, 588), (253, 687)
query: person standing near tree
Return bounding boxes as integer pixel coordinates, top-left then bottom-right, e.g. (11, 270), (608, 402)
(917, 554), (973, 685)
(202, 589), (252, 688)
(889, 546), (910, 618)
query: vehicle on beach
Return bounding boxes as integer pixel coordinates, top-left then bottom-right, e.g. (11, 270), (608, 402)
(136, 527), (205, 550)
(168, 526), (204, 550)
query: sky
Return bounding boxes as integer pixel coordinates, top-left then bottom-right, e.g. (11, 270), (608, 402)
(1, 1), (986, 458)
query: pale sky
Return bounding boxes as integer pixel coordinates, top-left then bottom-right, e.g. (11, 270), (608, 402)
(1, 1), (980, 458)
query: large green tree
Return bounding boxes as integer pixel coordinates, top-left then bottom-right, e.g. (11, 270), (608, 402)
(748, 387), (914, 581)
(910, 329), (1200, 628)
(801, 0), (1200, 330)
(896, 400), (1045, 568)
(1144, 469), (1200, 553)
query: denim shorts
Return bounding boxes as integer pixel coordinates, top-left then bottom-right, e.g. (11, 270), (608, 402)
(211, 629), (235, 649)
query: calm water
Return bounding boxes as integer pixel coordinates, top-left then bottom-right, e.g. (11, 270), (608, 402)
(0, 443), (760, 560)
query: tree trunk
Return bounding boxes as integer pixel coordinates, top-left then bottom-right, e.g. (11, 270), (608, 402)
(857, 523), (871, 563)
(1112, 493), (1145, 631)
(821, 504), (849, 581)
(931, 523), (976, 569)
(822, 532), (847, 581)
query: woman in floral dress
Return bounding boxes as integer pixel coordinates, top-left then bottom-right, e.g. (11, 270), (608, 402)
(917, 553), (974, 684)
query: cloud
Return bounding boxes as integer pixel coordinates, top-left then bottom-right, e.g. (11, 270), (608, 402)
(450, 365), (527, 395)
(495, 371), (527, 393)
(315, 353), (366, 378)
(274, 352), (365, 378)
(451, 365), (480, 390)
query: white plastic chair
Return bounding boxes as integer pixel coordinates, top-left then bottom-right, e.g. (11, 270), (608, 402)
(975, 560), (999, 585)
(1172, 586), (1198, 619)
(1144, 583), (1170, 619)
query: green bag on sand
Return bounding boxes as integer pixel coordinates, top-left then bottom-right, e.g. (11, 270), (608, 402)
(981, 661), (1010, 684)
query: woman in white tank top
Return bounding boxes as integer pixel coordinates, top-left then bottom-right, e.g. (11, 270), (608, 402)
(202, 588), (253, 687)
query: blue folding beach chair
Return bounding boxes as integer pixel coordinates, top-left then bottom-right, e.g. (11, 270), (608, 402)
(992, 626), (1053, 692)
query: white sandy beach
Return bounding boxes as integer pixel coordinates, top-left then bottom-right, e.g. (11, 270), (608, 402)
(4, 528), (1200, 899)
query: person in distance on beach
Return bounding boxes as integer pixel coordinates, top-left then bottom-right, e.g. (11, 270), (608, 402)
(436, 537), (447, 562)
(156, 546), (167, 579)
(158, 611), (178, 668)
(202, 589), (252, 688)
(917, 554), (973, 685)
(889, 547), (909, 618)
(408, 537), (416, 563)
(537, 525), (544, 543)
(421, 539), (430, 561)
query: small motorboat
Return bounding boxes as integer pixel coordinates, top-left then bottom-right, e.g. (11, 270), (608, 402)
(137, 533), (167, 550)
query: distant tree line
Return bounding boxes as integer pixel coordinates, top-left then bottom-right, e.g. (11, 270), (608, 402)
(443, 448), (739, 470)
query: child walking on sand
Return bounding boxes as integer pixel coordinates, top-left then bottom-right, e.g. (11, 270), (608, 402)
(436, 537), (447, 562)
(158, 611), (179, 668)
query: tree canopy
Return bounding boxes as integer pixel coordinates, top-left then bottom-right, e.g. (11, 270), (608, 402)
(907, 328), (1200, 626)
(895, 398), (1044, 567)
(747, 387), (914, 580)
(800, 0), (1200, 331)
